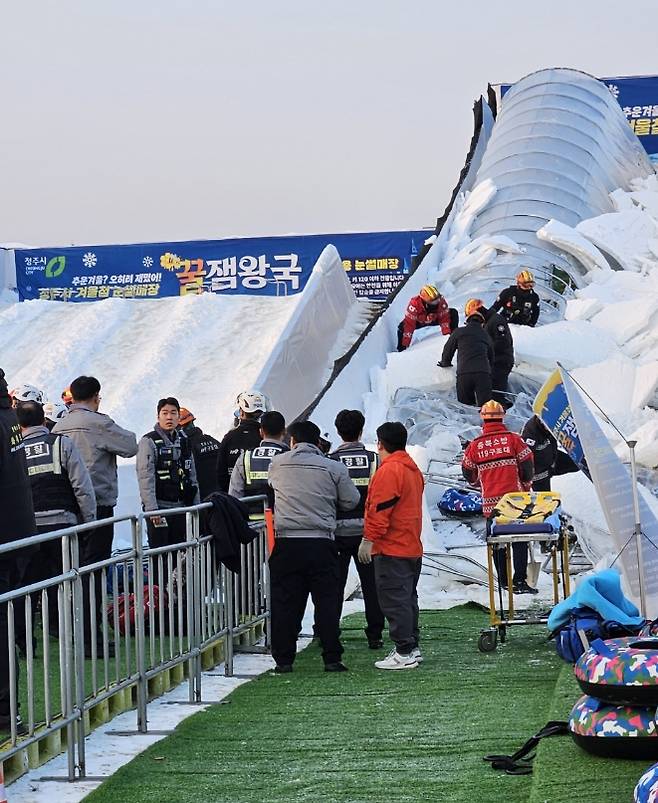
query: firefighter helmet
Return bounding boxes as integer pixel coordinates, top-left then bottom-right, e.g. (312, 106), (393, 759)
(10, 384), (45, 405)
(480, 400), (505, 420)
(464, 298), (485, 318)
(516, 270), (535, 288)
(179, 408), (195, 427)
(419, 285), (440, 303)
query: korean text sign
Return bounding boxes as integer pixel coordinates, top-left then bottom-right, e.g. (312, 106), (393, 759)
(15, 230), (427, 303)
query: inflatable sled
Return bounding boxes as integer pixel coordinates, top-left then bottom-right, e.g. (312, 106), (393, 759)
(635, 761), (658, 802)
(569, 694), (658, 759)
(575, 637), (658, 706)
(438, 488), (482, 517)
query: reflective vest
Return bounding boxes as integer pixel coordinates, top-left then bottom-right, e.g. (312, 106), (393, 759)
(243, 441), (288, 520)
(24, 432), (78, 514)
(146, 430), (193, 504)
(330, 444), (378, 522)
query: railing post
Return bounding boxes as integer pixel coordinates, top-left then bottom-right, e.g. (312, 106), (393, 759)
(60, 534), (76, 781)
(71, 529), (87, 778)
(192, 510), (202, 702)
(185, 511), (195, 703)
(132, 515), (148, 733)
(224, 564), (234, 677)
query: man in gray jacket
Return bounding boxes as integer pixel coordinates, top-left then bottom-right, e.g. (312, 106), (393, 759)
(268, 420), (360, 673)
(17, 401), (96, 638)
(136, 397), (199, 557)
(53, 375), (137, 653)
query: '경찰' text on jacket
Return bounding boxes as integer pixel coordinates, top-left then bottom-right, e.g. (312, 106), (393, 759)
(268, 442), (360, 538)
(462, 421), (534, 516)
(364, 450), (424, 558)
(53, 404), (137, 507)
(22, 425), (97, 526)
(329, 441), (378, 539)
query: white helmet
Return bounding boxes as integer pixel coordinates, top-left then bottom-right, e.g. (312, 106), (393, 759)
(236, 390), (269, 415)
(11, 384), (45, 404)
(43, 400), (69, 422)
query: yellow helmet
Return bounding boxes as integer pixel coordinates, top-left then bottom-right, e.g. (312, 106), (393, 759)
(480, 400), (505, 420)
(419, 284), (440, 303)
(464, 298), (484, 318)
(516, 270), (535, 287)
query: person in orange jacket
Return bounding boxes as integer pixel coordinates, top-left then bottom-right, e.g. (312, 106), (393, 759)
(396, 285), (458, 351)
(359, 421), (424, 670)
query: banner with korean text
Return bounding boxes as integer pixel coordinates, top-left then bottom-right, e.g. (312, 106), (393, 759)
(15, 230), (427, 303)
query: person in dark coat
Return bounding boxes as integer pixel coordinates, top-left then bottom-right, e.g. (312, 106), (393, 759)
(217, 390), (268, 492)
(438, 308), (494, 406)
(178, 408), (221, 500)
(468, 299), (515, 407)
(521, 415), (579, 491)
(491, 269), (540, 327)
(0, 368), (36, 733)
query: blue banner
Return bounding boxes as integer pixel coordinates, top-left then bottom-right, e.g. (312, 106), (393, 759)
(15, 230), (427, 303)
(533, 368), (586, 471)
(500, 74), (658, 161)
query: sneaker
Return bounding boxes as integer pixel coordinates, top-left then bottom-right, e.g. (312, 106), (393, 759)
(410, 647), (423, 664)
(513, 580), (539, 595)
(324, 662), (349, 672)
(274, 664), (293, 674)
(374, 650), (418, 670)
(367, 638), (384, 650)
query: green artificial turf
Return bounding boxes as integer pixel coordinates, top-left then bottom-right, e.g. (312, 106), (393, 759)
(85, 605), (564, 803)
(529, 665), (649, 803)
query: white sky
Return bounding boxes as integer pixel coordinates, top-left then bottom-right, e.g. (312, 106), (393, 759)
(1, 0), (657, 246)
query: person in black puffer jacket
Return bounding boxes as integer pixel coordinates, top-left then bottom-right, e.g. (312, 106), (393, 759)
(178, 408), (221, 500)
(438, 309), (494, 406)
(217, 390), (268, 492)
(472, 300), (515, 407)
(521, 415), (579, 491)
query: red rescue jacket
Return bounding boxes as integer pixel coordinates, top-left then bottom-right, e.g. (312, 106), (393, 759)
(400, 294), (451, 349)
(461, 421), (534, 517)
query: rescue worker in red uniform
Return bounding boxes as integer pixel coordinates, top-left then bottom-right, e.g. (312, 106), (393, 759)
(462, 400), (536, 594)
(397, 285), (458, 351)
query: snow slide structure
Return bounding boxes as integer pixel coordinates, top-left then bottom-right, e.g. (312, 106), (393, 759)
(309, 68), (658, 597)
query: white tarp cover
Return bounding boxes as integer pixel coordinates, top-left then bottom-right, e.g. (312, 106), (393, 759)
(561, 366), (658, 614)
(254, 245), (358, 422)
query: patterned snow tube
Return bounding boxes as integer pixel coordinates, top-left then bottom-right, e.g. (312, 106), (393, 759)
(569, 695), (658, 760)
(635, 762), (658, 803)
(575, 637), (658, 706)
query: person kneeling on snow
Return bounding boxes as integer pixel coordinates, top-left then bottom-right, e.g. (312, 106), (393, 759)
(438, 305), (494, 406)
(359, 422), (424, 670)
(462, 401), (536, 594)
(397, 285), (458, 352)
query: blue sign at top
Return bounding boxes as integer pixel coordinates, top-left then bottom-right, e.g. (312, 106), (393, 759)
(500, 74), (658, 161)
(15, 230), (427, 303)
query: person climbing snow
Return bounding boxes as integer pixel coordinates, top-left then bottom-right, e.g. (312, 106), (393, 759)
(438, 304), (494, 406)
(467, 299), (514, 406)
(397, 285), (457, 351)
(491, 269), (540, 327)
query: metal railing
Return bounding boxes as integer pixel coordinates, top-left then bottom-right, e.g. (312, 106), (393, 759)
(0, 495), (271, 781)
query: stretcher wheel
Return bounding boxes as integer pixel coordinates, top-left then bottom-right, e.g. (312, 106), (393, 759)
(478, 628), (498, 653)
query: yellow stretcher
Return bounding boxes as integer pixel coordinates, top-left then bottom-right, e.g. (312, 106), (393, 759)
(478, 491), (572, 653)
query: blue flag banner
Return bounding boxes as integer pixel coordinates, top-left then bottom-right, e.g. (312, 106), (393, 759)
(15, 230), (427, 303)
(533, 368), (587, 472)
(500, 74), (658, 161)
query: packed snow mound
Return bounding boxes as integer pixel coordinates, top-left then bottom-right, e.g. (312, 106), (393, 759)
(0, 292), (300, 441)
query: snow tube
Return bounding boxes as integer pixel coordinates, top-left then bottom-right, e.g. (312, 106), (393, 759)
(636, 762), (658, 803)
(569, 695), (658, 759)
(438, 488), (482, 517)
(575, 637), (658, 706)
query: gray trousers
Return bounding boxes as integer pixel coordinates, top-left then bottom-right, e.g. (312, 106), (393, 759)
(373, 555), (421, 655)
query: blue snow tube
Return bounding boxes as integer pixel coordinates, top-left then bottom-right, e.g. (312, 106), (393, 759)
(438, 488), (482, 517)
(635, 761), (658, 802)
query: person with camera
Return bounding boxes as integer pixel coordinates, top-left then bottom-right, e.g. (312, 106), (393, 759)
(136, 397), (199, 560)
